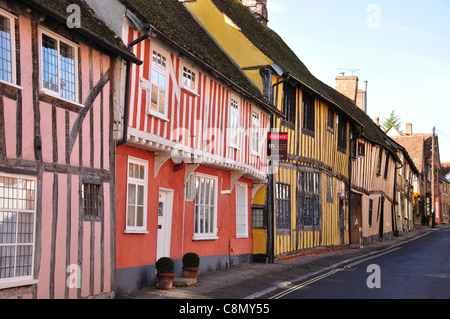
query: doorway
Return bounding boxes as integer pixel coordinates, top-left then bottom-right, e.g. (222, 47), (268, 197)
(156, 189), (173, 261)
(350, 193), (362, 246)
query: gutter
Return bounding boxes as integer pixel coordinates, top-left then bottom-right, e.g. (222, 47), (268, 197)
(19, 0), (141, 65)
(116, 24), (152, 146)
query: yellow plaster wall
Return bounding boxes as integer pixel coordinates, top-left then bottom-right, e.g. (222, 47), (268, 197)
(183, 0), (273, 91)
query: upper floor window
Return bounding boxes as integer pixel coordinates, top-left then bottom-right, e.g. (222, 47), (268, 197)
(0, 10), (16, 85)
(283, 83), (296, 125)
(229, 98), (240, 148)
(251, 111), (260, 155)
(302, 92), (315, 134)
(182, 66), (196, 92)
(337, 116), (347, 152)
(39, 29), (78, 102)
(377, 148), (383, 176)
(327, 108), (334, 132)
(384, 154), (390, 179)
(148, 50), (168, 117)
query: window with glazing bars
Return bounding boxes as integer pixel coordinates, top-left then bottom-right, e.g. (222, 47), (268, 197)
(40, 30), (77, 102)
(126, 159), (147, 231)
(275, 183), (290, 230)
(0, 175), (36, 282)
(82, 182), (101, 218)
(297, 171), (321, 227)
(194, 175), (217, 237)
(0, 12), (14, 84)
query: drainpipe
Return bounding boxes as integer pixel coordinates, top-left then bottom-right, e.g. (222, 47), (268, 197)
(393, 161), (403, 237)
(117, 24), (152, 146)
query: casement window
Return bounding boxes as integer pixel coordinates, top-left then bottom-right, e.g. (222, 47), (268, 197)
(251, 111), (260, 155)
(275, 183), (290, 230)
(0, 174), (36, 285)
(384, 154), (390, 179)
(82, 181), (101, 219)
(337, 116), (347, 152)
(376, 148), (383, 176)
(302, 92), (315, 134)
(368, 199), (373, 227)
(327, 108), (334, 132)
(235, 183), (248, 238)
(148, 50), (168, 117)
(39, 29), (78, 103)
(0, 10), (16, 85)
(229, 98), (240, 148)
(297, 171), (321, 227)
(194, 174), (218, 239)
(251, 205), (265, 229)
(126, 157), (148, 233)
(358, 142), (365, 157)
(283, 83), (296, 125)
(181, 66), (196, 92)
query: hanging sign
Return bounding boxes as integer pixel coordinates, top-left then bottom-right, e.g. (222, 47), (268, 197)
(267, 132), (288, 160)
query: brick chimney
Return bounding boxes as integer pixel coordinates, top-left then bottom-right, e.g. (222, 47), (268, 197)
(336, 75), (367, 112)
(238, 0), (268, 26)
(406, 122), (412, 135)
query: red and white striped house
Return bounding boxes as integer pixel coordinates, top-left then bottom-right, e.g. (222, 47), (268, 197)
(88, 0), (276, 295)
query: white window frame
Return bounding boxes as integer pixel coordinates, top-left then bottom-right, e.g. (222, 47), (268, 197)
(181, 64), (197, 95)
(251, 110), (260, 156)
(38, 28), (79, 104)
(235, 183), (248, 238)
(193, 173), (218, 240)
(0, 9), (17, 87)
(125, 157), (148, 234)
(228, 98), (240, 149)
(0, 172), (37, 288)
(145, 47), (169, 119)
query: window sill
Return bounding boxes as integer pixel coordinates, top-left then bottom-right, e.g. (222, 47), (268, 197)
(146, 109), (169, 122)
(0, 80), (23, 91)
(181, 86), (199, 97)
(124, 229), (149, 234)
(0, 279), (38, 290)
(192, 235), (219, 241)
(39, 91), (83, 111)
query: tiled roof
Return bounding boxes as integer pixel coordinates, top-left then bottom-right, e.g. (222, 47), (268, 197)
(19, 0), (139, 62)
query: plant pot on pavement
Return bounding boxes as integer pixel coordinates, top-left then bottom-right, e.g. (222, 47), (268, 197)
(156, 257), (175, 290)
(182, 252), (200, 279)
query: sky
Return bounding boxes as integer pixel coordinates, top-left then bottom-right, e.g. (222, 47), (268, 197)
(266, 0), (450, 162)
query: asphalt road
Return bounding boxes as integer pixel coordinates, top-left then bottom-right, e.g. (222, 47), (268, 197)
(265, 229), (450, 299)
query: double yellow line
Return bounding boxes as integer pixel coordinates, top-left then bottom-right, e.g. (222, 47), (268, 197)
(269, 247), (402, 299)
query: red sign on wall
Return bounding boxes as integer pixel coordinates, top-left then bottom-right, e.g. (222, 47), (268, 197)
(267, 132), (288, 160)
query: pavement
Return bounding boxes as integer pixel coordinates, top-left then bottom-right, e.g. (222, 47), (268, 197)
(117, 224), (450, 300)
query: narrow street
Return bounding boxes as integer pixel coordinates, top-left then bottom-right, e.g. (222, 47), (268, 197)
(264, 229), (450, 299)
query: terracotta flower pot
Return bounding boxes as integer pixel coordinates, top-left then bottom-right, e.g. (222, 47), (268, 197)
(157, 272), (175, 290)
(183, 266), (199, 279)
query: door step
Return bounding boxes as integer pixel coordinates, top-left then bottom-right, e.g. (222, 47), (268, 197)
(173, 277), (197, 287)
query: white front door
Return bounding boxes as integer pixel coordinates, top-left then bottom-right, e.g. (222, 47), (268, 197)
(156, 189), (172, 261)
